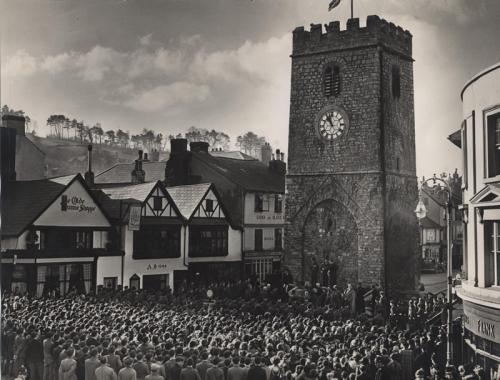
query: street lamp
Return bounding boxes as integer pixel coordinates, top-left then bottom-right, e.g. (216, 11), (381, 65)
(415, 174), (454, 367)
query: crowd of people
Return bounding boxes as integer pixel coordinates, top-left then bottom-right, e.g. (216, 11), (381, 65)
(0, 279), (483, 380)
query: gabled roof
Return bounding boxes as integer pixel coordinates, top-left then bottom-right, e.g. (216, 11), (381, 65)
(420, 216), (442, 229)
(1, 174), (109, 237)
(97, 180), (183, 222)
(209, 150), (257, 160)
(166, 183), (212, 220)
(95, 161), (166, 184)
(191, 152), (285, 193)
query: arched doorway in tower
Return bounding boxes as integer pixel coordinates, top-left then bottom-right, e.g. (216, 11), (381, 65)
(302, 199), (358, 286)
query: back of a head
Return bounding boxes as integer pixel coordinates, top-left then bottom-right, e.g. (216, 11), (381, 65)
(100, 356), (107, 365)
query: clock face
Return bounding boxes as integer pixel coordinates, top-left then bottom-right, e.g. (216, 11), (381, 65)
(318, 110), (346, 140)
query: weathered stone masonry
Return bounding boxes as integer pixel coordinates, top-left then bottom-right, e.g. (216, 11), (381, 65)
(283, 16), (419, 292)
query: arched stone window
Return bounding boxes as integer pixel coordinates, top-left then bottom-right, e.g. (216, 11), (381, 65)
(324, 64), (341, 97)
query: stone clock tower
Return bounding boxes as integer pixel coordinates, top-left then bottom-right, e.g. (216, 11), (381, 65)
(283, 16), (419, 292)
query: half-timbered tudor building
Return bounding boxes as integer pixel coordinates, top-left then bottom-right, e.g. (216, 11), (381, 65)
(0, 174), (122, 296)
(95, 179), (242, 291)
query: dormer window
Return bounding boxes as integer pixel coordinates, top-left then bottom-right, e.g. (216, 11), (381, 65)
(324, 64), (341, 97)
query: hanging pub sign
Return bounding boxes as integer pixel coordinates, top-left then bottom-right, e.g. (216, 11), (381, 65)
(129, 205), (142, 231)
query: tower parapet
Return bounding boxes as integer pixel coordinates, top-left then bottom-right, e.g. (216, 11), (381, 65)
(292, 15), (412, 58)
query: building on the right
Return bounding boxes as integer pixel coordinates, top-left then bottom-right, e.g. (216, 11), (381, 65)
(450, 62), (500, 375)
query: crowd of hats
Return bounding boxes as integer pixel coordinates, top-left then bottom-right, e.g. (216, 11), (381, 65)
(1, 283), (482, 380)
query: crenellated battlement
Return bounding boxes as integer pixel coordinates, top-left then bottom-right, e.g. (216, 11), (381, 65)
(292, 15), (412, 57)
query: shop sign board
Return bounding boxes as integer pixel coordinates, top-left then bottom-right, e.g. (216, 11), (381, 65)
(463, 301), (500, 343)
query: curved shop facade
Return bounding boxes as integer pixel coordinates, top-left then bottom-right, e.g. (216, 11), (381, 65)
(455, 62), (500, 377)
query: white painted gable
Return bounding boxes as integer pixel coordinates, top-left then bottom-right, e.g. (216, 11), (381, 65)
(35, 179), (110, 228)
(193, 189), (225, 218)
(143, 185), (177, 217)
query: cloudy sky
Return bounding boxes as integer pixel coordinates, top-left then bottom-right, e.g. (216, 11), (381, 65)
(1, 0), (500, 178)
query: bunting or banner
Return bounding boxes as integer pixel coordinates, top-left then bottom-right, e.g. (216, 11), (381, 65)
(328, 0), (341, 11)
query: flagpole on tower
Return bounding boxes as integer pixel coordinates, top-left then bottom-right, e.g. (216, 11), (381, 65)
(328, 0), (353, 19)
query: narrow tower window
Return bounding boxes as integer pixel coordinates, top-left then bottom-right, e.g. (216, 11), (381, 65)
(324, 64), (340, 97)
(392, 65), (401, 98)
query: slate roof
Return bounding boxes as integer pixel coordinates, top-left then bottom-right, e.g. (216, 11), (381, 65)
(192, 152), (285, 193)
(95, 161), (166, 184)
(209, 150), (256, 160)
(166, 183), (212, 219)
(101, 182), (158, 202)
(2, 174), (79, 237)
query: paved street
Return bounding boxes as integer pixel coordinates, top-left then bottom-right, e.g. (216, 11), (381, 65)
(420, 271), (448, 294)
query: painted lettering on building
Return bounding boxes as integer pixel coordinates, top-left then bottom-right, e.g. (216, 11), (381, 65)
(60, 195), (96, 214)
(463, 312), (496, 340)
(256, 215), (284, 221)
(146, 263), (168, 271)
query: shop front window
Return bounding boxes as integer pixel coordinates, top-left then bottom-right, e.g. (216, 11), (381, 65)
(246, 258), (273, 284)
(36, 263), (92, 297)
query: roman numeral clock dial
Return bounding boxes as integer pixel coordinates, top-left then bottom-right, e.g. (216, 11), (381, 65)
(316, 106), (349, 141)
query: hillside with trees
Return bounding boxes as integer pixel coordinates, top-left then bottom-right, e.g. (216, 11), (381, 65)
(2, 105), (272, 177)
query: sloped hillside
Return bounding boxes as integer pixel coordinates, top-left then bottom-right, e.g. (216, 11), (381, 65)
(29, 135), (169, 178)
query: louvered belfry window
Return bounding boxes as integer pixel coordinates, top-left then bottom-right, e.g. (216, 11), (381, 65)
(324, 64), (341, 97)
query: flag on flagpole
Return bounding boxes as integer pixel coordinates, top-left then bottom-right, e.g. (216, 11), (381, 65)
(328, 0), (341, 11)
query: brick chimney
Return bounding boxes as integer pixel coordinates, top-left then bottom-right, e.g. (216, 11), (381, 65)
(151, 149), (160, 162)
(2, 114), (25, 136)
(84, 144), (95, 187)
(269, 148), (286, 175)
(0, 126), (17, 182)
(131, 150), (146, 184)
(165, 139), (190, 186)
(190, 141), (209, 153)
(261, 142), (272, 165)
